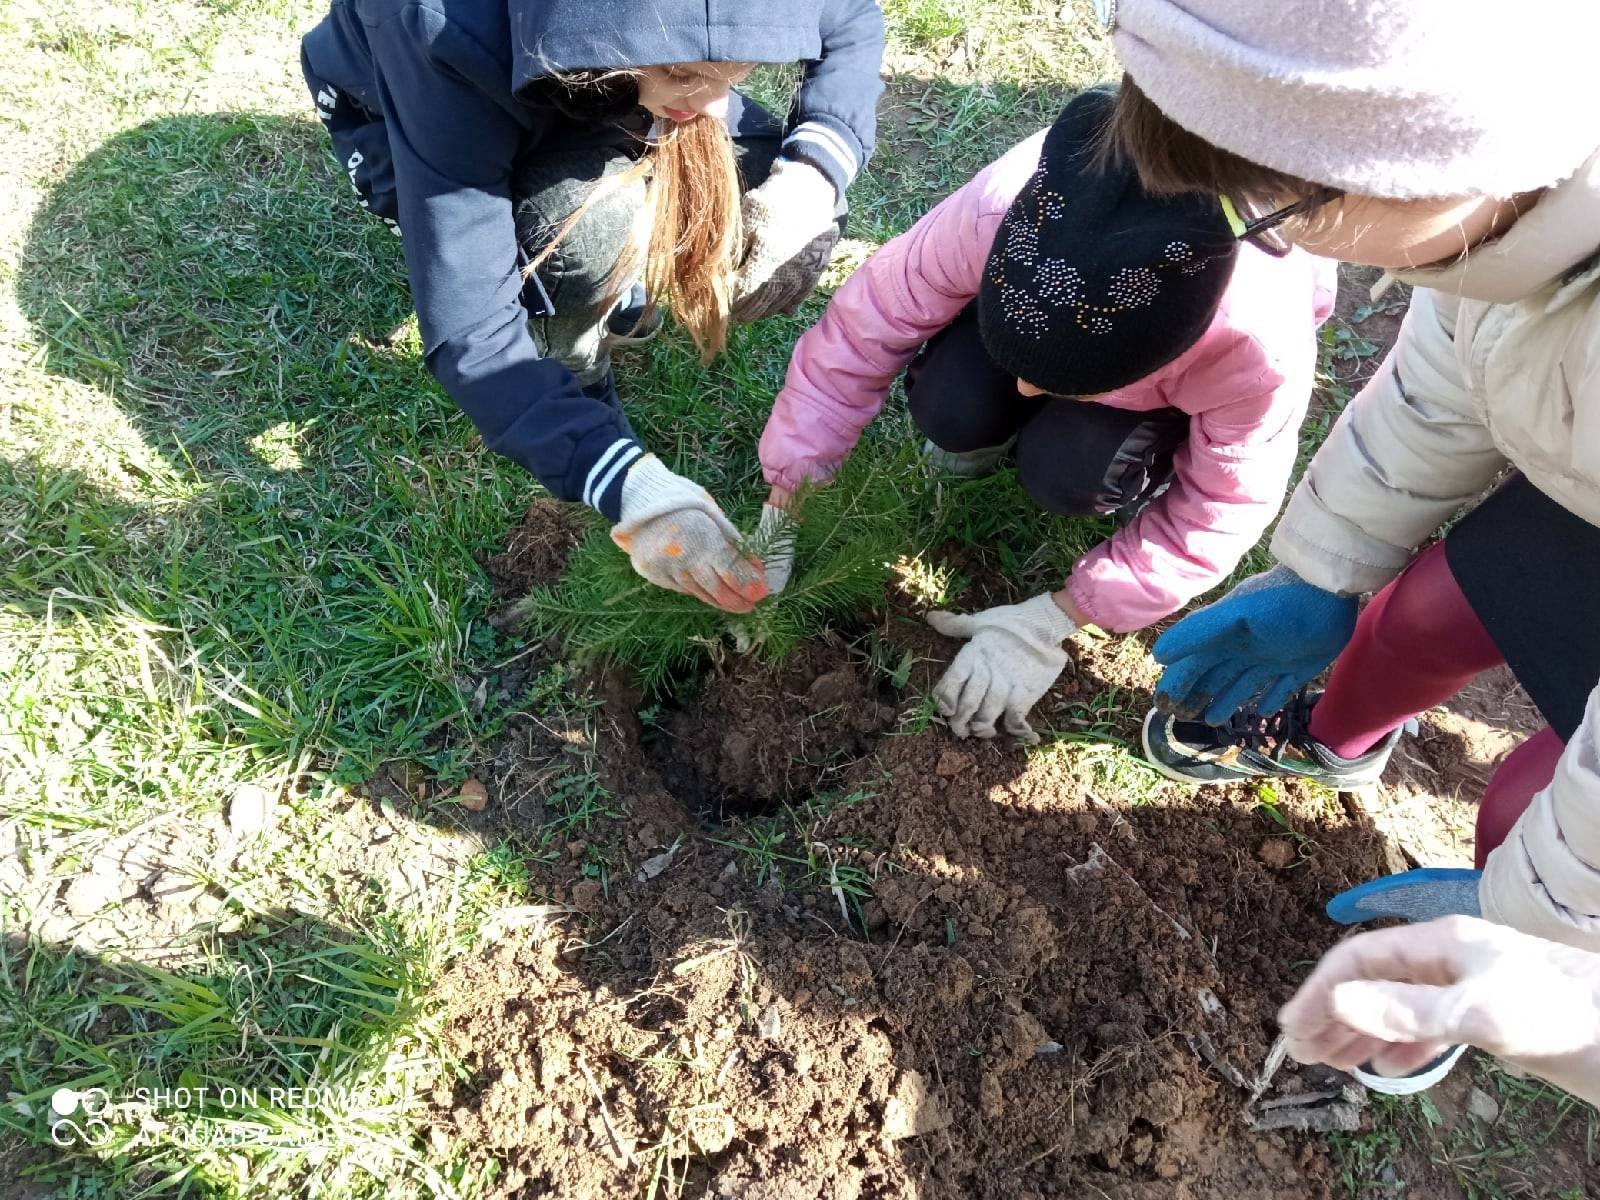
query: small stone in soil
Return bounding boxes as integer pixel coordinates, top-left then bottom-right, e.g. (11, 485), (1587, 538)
(38, 913), (80, 944)
(1467, 1086), (1500, 1124)
(1257, 837), (1297, 870)
(882, 1069), (952, 1140)
(227, 782), (275, 839)
(806, 669), (858, 709)
(63, 872), (121, 918)
(457, 778), (489, 812)
(0, 859), (27, 897)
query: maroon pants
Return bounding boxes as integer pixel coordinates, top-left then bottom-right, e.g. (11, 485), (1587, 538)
(1305, 543), (1564, 868)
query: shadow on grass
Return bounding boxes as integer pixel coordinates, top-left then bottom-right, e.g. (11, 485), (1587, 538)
(9, 112), (530, 779)
(17, 112), (415, 478)
(0, 911), (472, 1198)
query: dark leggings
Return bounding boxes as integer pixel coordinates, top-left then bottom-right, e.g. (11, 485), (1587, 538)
(904, 303), (1190, 516)
(1306, 543), (1563, 868)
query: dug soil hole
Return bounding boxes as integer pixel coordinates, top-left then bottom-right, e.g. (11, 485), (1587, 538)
(643, 637), (899, 822)
(428, 635), (1443, 1199)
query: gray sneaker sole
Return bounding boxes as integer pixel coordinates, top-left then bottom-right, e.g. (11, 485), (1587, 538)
(1139, 709), (1392, 790)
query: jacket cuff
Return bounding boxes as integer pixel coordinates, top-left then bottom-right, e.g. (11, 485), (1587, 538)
(574, 430), (646, 522)
(1269, 481), (1412, 597)
(780, 117), (862, 199)
(1064, 573), (1116, 633)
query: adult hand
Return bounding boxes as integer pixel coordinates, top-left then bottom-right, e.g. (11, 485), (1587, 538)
(1279, 916), (1600, 1105)
(755, 502), (797, 596)
(612, 456), (768, 613)
(926, 594), (1079, 745)
(731, 161), (840, 323)
(1152, 564), (1358, 724)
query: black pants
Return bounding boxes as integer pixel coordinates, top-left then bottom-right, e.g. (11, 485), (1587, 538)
(1446, 473), (1600, 739)
(507, 91), (790, 382)
(301, 55), (801, 380)
(904, 304), (1190, 516)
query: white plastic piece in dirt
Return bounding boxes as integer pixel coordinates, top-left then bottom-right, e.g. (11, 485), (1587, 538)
(757, 1002), (782, 1041)
(479, 904), (574, 941)
(1249, 1084), (1366, 1134)
(1351, 1044), (1467, 1096)
(226, 782), (276, 839)
(1063, 843), (1113, 881)
(635, 839), (682, 883)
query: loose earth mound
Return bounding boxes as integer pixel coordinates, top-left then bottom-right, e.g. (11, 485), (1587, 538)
(430, 583), (1407, 1198)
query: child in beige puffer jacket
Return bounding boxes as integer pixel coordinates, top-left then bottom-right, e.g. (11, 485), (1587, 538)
(1101, 0), (1600, 1096)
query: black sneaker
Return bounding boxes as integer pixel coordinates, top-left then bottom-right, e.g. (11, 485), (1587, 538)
(1140, 690), (1403, 789)
(605, 281), (663, 345)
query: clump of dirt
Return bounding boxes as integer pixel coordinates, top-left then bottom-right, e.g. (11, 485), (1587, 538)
(430, 629), (1402, 1199)
(480, 497), (586, 596)
(645, 638), (898, 820)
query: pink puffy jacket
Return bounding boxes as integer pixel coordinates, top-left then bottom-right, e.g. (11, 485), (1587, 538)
(759, 130), (1338, 632)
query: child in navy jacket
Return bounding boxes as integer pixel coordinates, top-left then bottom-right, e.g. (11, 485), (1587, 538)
(301, 0), (883, 611)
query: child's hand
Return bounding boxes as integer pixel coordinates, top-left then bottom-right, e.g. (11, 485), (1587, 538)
(755, 503), (797, 596)
(732, 161), (840, 323)
(1153, 564), (1358, 724)
(925, 594), (1079, 745)
(612, 457), (769, 613)
(1280, 916), (1600, 1105)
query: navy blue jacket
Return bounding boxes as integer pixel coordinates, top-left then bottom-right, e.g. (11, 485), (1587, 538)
(302, 0), (884, 519)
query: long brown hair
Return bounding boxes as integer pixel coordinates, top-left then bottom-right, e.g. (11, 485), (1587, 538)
(1100, 74), (1321, 209)
(529, 76), (742, 364)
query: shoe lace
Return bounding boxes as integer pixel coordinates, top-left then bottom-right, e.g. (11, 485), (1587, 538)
(1221, 689), (1316, 760)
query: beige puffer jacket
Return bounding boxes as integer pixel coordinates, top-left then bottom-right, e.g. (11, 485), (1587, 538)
(1270, 147), (1600, 951)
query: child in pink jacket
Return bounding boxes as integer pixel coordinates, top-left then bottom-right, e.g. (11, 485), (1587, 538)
(757, 89), (1337, 743)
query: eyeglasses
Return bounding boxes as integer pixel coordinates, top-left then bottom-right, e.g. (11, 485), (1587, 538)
(1221, 188), (1344, 257)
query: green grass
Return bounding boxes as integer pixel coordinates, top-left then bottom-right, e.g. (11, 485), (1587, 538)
(0, 4), (1123, 1194)
(2, 1), (1583, 1197)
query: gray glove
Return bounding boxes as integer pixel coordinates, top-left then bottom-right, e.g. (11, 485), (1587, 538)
(612, 456), (768, 613)
(731, 161), (840, 323)
(927, 594), (1079, 745)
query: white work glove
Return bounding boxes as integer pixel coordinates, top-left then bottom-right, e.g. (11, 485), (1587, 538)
(731, 160), (841, 323)
(925, 594), (1078, 745)
(611, 456), (769, 613)
(755, 503), (797, 595)
(1279, 915), (1600, 1106)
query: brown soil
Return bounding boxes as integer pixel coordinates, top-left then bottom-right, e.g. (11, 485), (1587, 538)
(645, 639), (900, 822)
(1327, 263), (1411, 397)
(430, 615), (1401, 1199)
(480, 497), (587, 597)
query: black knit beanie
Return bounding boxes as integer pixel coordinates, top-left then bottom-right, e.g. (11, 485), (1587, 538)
(977, 89), (1239, 396)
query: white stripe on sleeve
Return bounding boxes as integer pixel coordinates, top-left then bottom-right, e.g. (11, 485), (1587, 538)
(582, 438), (638, 509)
(783, 122), (859, 180)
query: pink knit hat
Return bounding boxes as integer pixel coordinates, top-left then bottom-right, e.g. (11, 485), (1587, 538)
(1110, 0), (1600, 199)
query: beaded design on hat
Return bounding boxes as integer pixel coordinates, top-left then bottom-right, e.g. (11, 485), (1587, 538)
(991, 156), (1212, 341)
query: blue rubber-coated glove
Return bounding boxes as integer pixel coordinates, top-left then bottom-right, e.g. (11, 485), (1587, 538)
(1152, 565), (1359, 724)
(1327, 868), (1484, 926)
